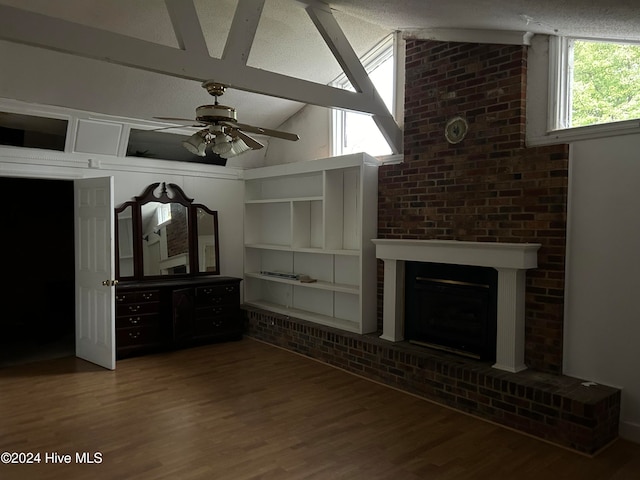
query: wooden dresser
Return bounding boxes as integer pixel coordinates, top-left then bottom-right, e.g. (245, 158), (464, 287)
(115, 276), (242, 359)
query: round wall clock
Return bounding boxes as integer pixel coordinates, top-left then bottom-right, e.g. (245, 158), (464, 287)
(444, 116), (468, 144)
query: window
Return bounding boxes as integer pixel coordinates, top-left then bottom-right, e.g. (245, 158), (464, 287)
(0, 111), (68, 151)
(551, 37), (640, 130)
(127, 128), (227, 166)
(331, 35), (395, 157)
(157, 203), (171, 227)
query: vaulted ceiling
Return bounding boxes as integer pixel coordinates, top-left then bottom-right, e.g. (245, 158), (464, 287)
(0, 0), (638, 159)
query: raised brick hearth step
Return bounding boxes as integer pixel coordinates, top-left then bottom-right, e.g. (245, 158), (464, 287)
(243, 306), (620, 455)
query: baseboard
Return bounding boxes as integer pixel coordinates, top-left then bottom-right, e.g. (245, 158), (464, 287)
(619, 420), (640, 445)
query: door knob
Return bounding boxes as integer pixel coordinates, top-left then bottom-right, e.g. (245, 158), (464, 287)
(102, 279), (119, 286)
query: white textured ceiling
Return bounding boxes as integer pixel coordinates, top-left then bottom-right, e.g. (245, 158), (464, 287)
(0, 0), (639, 140)
(329, 0), (640, 41)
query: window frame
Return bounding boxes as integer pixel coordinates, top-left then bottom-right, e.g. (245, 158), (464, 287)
(330, 34), (401, 160)
(546, 35), (640, 142)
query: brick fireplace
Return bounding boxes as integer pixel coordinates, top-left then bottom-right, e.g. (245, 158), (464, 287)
(244, 39), (621, 453)
(379, 40), (569, 375)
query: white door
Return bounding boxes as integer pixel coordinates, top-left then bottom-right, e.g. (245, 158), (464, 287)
(74, 176), (116, 370)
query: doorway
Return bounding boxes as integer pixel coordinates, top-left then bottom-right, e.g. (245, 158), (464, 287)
(0, 177), (75, 367)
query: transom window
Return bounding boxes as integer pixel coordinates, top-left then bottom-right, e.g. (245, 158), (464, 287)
(551, 37), (640, 130)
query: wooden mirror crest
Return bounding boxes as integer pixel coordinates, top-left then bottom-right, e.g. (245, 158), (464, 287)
(115, 182), (220, 280)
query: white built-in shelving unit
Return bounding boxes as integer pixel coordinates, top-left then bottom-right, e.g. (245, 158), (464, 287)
(242, 153), (378, 334)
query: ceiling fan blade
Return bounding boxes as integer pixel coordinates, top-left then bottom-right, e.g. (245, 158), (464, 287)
(149, 124), (202, 132)
(225, 121), (299, 142)
(154, 116), (201, 124)
(233, 129), (264, 150)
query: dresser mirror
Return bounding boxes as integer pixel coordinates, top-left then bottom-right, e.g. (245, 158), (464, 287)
(115, 182), (219, 279)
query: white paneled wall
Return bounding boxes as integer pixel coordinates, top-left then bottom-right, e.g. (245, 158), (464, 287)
(564, 133), (640, 443)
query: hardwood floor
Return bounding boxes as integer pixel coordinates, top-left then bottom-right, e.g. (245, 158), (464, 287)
(1, 338), (639, 480)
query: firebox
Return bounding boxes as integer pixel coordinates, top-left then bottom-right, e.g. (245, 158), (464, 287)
(405, 262), (498, 361)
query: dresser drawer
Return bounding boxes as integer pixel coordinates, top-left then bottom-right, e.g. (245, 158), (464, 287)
(116, 313), (160, 329)
(116, 325), (162, 347)
(195, 284), (239, 306)
(196, 304), (238, 320)
(116, 289), (160, 304)
(194, 315), (239, 338)
(116, 301), (160, 317)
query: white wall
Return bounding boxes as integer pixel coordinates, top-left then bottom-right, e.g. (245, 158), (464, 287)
(264, 105), (331, 166)
(526, 34), (640, 443)
(564, 134), (640, 443)
(525, 35), (551, 143)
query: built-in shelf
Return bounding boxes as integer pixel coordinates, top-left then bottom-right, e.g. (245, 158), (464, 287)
(245, 243), (360, 256)
(244, 272), (360, 294)
(245, 196), (324, 204)
(243, 153), (378, 334)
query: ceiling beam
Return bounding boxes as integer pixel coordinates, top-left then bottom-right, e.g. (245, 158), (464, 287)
(165, 0), (209, 56)
(305, 4), (373, 96)
(306, 4), (402, 154)
(0, 4), (394, 118)
(222, 0), (265, 65)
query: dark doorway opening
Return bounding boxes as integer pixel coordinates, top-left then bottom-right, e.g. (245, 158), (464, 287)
(0, 177), (75, 367)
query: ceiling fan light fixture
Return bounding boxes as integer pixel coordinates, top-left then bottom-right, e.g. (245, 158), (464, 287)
(223, 137), (252, 158)
(182, 129), (210, 157)
(210, 131), (233, 155)
(161, 82), (299, 160)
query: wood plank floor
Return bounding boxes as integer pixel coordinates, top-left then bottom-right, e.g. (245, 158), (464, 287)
(1, 338), (639, 480)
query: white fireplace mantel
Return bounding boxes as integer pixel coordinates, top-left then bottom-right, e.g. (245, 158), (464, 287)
(372, 239), (541, 373)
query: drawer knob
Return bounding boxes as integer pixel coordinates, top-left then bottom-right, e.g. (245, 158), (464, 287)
(129, 305), (140, 312)
(129, 317), (140, 325)
(129, 332), (141, 339)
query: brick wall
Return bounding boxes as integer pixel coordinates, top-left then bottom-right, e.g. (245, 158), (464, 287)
(378, 40), (569, 374)
(166, 203), (189, 257)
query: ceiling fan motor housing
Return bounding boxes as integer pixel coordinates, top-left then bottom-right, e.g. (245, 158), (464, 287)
(196, 104), (237, 123)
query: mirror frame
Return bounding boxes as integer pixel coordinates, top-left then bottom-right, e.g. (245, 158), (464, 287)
(115, 182), (220, 280)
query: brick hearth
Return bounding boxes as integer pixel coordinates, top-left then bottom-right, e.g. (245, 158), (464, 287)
(244, 307), (620, 455)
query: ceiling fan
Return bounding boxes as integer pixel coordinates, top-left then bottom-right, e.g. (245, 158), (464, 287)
(155, 80), (300, 159)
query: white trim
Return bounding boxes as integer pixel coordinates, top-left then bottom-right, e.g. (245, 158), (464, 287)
(0, 145), (242, 180)
(165, 0), (209, 56)
(377, 153), (404, 165)
(331, 108), (346, 156)
(538, 35), (640, 146)
(222, 0), (265, 64)
(620, 421), (640, 444)
(403, 28), (533, 46)
(547, 36), (573, 131)
(393, 31), (405, 129)
(528, 118), (640, 146)
(331, 35), (394, 89)
(372, 239), (541, 373)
